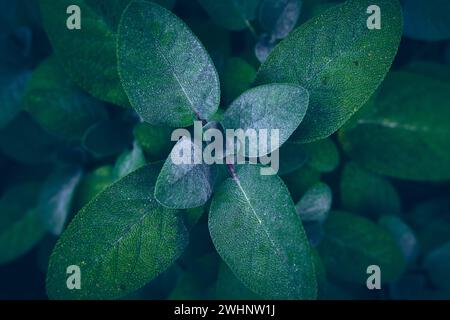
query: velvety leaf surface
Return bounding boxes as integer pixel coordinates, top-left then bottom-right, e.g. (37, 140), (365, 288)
(340, 72), (450, 181)
(197, 0), (262, 31)
(23, 58), (108, 141)
(209, 165), (317, 299)
(118, 0), (220, 127)
(215, 263), (261, 300)
(155, 137), (217, 209)
(46, 164), (189, 299)
(221, 84), (309, 157)
(39, 0), (132, 106)
(0, 183), (46, 265)
(256, 0), (403, 142)
(340, 163), (401, 219)
(318, 212), (406, 284)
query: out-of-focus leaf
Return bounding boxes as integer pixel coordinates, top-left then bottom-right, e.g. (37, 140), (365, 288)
(409, 198), (450, 254)
(134, 122), (174, 160)
(197, 0), (262, 31)
(38, 166), (83, 235)
(118, 0), (220, 127)
(278, 142), (308, 175)
(256, 0), (403, 142)
(0, 182), (46, 264)
(340, 72), (450, 181)
(23, 58), (108, 141)
(282, 165), (321, 201)
(46, 164), (189, 299)
(254, 33), (276, 63)
(0, 27), (32, 67)
(155, 137), (217, 209)
(259, 0), (301, 39)
(340, 163), (401, 219)
(318, 211), (406, 284)
(379, 215), (418, 263)
(209, 165), (317, 299)
(215, 263), (261, 300)
(113, 142), (146, 180)
(0, 112), (62, 164)
(403, 0), (450, 41)
(405, 61), (450, 83)
(72, 166), (114, 212)
(82, 119), (133, 158)
(221, 57), (256, 106)
(39, 0), (131, 106)
(222, 84), (309, 157)
(424, 242), (450, 292)
(299, 138), (339, 173)
(296, 182), (332, 223)
(0, 68), (30, 129)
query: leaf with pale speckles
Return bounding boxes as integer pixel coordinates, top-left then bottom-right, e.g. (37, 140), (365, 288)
(256, 0), (403, 142)
(209, 165), (317, 299)
(46, 164), (189, 300)
(118, 0), (220, 127)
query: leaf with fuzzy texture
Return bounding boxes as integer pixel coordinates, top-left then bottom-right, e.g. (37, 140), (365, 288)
(221, 84), (309, 157)
(256, 0), (403, 142)
(209, 165), (317, 299)
(46, 164), (189, 300)
(118, 0), (220, 127)
(155, 137), (217, 209)
(296, 182), (332, 223)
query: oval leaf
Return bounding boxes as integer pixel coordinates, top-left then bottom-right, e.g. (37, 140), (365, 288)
(295, 182), (332, 223)
(118, 0), (220, 127)
(209, 165), (317, 299)
(256, 0), (403, 142)
(221, 84), (309, 157)
(339, 72), (450, 181)
(259, 0), (301, 39)
(46, 164), (189, 299)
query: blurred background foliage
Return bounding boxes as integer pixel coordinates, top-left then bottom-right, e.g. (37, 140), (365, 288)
(0, 0), (450, 300)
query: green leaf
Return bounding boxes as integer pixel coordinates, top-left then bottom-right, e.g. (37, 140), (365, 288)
(155, 137), (217, 209)
(405, 61), (450, 83)
(278, 142), (308, 175)
(256, 0), (403, 142)
(113, 142), (146, 180)
(197, 0), (262, 31)
(403, 0), (450, 41)
(339, 72), (450, 181)
(39, 0), (131, 107)
(379, 215), (418, 263)
(423, 242), (450, 291)
(37, 166), (83, 235)
(209, 165), (317, 299)
(82, 119), (133, 158)
(318, 211), (406, 284)
(340, 163), (401, 219)
(221, 57), (256, 106)
(117, 0), (220, 127)
(72, 166), (115, 212)
(282, 165), (321, 202)
(409, 198), (450, 254)
(0, 68), (30, 129)
(299, 138), (339, 173)
(23, 58), (108, 141)
(221, 84), (309, 157)
(133, 122), (174, 160)
(46, 164), (189, 300)
(259, 0), (301, 39)
(0, 112), (62, 164)
(295, 182), (332, 223)
(0, 183), (46, 265)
